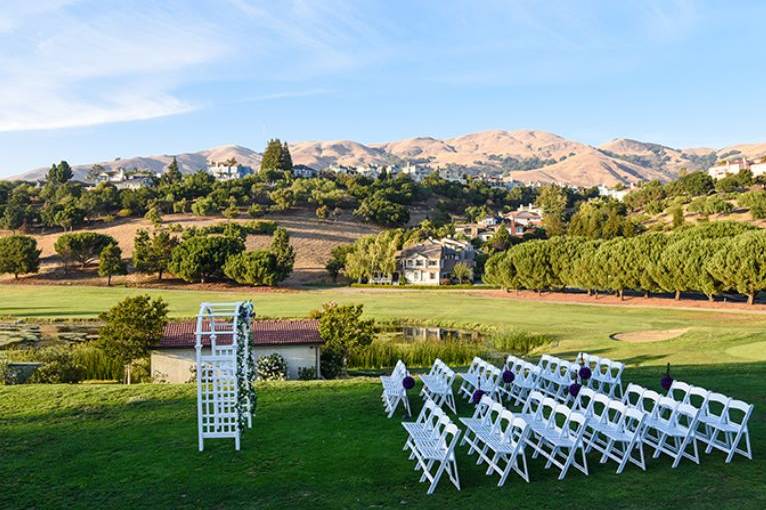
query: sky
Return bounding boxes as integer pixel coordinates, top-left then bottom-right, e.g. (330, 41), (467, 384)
(1, 0), (765, 177)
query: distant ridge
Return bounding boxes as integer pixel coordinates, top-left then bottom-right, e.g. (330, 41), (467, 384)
(10, 129), (766, 187)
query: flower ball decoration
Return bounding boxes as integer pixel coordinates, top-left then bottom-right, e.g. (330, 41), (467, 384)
(402, 375), (415, 390)
(472, 389), (485, 404)
(502, 370), (515, 384)
(568, 381), (582, 398)
(660, 363), (674, 392)
(579, 366), (592, 381)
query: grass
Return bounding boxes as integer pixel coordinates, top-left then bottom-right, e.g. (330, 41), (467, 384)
(3, 284), (766, 366)
(1, 364), (765, 509)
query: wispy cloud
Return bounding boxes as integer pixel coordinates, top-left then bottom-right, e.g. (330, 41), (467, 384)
(0, 1), (230, 131)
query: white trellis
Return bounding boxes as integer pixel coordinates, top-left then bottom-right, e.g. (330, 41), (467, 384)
(195, 301), (255, 451)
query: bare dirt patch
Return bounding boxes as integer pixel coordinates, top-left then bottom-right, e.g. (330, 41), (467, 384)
(611, 328), (690, 343)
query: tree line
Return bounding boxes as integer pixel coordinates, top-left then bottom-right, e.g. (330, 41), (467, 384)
(0, 222), (295, 287)
(483, 221), (766, 304)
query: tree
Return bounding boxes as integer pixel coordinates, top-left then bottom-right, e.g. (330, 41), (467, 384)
(191, 196), (218, 216)
(168, 235), (245, 283)
(223, 250), (279, 286)
(570, 239), (603, 295)
(535, 184), (567, 236)
(98, 243), (127, 286)
(487, 224), (512, 253)
(144, 204), (163, 227)
(46, 161), (74, 184)
(260, 139), (284, 174)
(738, 191), (766, 220)
(706, 231), (766, 304)
(671, 205), (684, 229)
(451, 261), (473, 284)
(316, 303), (375, 377)
(509, 240), (556, 292)
(343, 230), (402, 283)
(657, 237), (725, 301)
(353, 193), (410, 227)
(593, 238), (640, 300)
(54, 232), (116, 270)
(547, 236), (588, 289)
(98, 295), (168, 384)
(270, 227), (295, 283)
(325, 244), (354, 282)
(279, 141), (293, 172)
(0, 235), (40, 279)
(636, 232), (670, 297)
(161, 157), (182, 185)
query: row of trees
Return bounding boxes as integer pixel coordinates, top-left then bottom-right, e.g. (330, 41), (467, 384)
(0, 225), (295, 287)
(484, 222), (766, 304)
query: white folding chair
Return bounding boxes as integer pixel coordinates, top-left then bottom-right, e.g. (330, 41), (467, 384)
(527, 404), (589, 480)
(420, 359), (457, 413)
(508, 362), (539, 407)
(380, 360), (412, 417)
(403, 399), (443, 456)
(697, 396), (754, 463)
(457, 357), (483, 400)
(469, 409), (531, 486)
(645, 396), (701, 468)
(586, 400), (647, 474)
(408, 418), (462, 494)
(666, 380), (692, 404)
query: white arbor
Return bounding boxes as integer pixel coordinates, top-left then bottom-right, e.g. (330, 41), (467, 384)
(195, 301), (255, 451)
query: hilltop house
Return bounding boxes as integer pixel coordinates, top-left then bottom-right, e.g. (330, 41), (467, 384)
(151, 319), (324, 382)
(96, 167), (155, 189)
(398, 238), (476, 285)
(207, 161), (253, 181)
(706, 156), (766, 180)
(292, 164), (318, 178)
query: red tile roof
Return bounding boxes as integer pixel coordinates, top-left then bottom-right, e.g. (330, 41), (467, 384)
(156, 319), (323, 348)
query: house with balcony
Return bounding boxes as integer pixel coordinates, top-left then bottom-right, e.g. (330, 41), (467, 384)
(292, 164), (318, 178)
(397, 238), (476, 285)
(207, 161), (253, 181)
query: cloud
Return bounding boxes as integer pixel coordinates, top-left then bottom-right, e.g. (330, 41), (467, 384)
(0, 1), (230, 132)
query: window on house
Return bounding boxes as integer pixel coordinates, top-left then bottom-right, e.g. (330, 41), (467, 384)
(428, 260), (437, 267)
(429, 272), (436, 279)
(416, 260), (424, 267)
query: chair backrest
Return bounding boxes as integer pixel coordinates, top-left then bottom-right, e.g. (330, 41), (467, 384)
(605, 399), (627, 428)
(667, 380), (692, 403)
(606, 360), (624, 382)
(564, 409), (588, 442)
(415, 398), (440, 424)
(701, 392), (730, 422)
(573, 387), (597, 416)
(540, 397), (558, 424)
(507, 415), (530, 448)
(481, 364), (502, 388)
(470, 394), (495, 420)
(504, 355), (521, 371)
(622, 407), (646, 436)
(673, 402), (701, 430)
(522, 390), (545, 417)
(590, 393), (612, 422)
(639, 390), (662, 416)
(440, 423), (462, 452)
(622, 383), (646, 409)
(686, 385), (710, 410)
(725, 399), (754, 430)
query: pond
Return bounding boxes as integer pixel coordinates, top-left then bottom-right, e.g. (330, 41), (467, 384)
(0, 322), (100, 350)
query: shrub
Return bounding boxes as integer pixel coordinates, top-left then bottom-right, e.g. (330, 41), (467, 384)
(248, 204), (266, 218)
(256, 353), (287, 381)
(347, 338), (484, 369)
(54, 232), (116, 269)
(29, 346), (86, 384)
(223, 250), (279, 286)
(191, 196), (218, 216)
(117, 208), (133, 218)
(320, 348), (344, 379)
(0, 359), (21, 385)
(297, 366), (317, 380)
(72, 342), (123, 381)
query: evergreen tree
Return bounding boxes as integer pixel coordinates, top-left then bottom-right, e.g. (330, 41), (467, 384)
(134, 229), (178, 281)
(0, 235), (41, 279)
(509, 240), (555, 292)
(487, 224), (512, 253)
(47, 161), (74, 184)
(706, 231), (766, 304)
(671, 205), (684, 229)
(593, 238), (639, 300)
(98, 243), (127, 286)
(279, 141), (293, 172)
(161, 156), (182, 185)
(270, 227), (295, 283)
(260, 139), (284, 173)
(570, 239), (603, 295)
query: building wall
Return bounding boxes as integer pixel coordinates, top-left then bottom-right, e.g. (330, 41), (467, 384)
(151, 344), (321, 383)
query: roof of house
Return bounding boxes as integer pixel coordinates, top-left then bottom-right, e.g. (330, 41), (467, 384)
(155, 319), (323, 349)
(399, 242), (443, 259)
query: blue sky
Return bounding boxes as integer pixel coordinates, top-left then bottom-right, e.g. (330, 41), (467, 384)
(1, 0), (765, 176)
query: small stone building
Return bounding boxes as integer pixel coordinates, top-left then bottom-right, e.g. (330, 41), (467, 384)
(151, 319), (324, 383)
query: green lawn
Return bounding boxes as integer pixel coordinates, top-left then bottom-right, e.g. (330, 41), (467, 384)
(1, 364), (764, 509)
(2, 284), (766, 366)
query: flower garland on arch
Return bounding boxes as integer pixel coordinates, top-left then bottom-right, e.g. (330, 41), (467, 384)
(235, 301), (256, 429)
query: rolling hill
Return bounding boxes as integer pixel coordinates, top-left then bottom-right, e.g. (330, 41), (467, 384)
(10, 129), (764, 187)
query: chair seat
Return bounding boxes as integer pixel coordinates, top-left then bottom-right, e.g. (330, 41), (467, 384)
(540, 429), (578, 448)
(475, 430), (518, 454)
(413, 437), (450, 460)
(650, 420), (692, 438)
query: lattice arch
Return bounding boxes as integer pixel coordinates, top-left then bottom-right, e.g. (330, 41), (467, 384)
(195, 301), (255, 451)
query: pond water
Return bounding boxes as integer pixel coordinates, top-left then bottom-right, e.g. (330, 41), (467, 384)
(382, 325), (484, 343)
(0, 322), (99, 349)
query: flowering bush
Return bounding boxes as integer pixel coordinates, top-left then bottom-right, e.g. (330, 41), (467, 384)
(256, 353), (287, 381)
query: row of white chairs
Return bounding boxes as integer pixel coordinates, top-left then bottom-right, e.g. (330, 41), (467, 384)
(500, 356), (541, 406)
(536, 354), (582, 401)
(625, 381), (753, 465)
(380, 360), (412, 418)
(420, 358), (457, 413)
(457, 357), (502, 402)
(402, 399), (462, 494)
